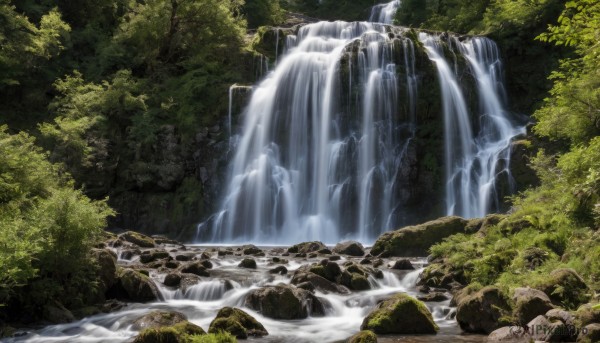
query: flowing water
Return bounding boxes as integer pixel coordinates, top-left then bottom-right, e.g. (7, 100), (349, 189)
(4, 247), (484, 343)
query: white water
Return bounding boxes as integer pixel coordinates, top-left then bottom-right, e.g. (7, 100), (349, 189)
(419, 34), (525, 218)
(198, 0), (523, 244)
(6, 254), (460, 343)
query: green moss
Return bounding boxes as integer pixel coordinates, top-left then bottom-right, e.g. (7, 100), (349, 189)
(208, 307), (267, 338)
(361, 293), (438, 334)
(346, 330), (377, 343)
(187, 332), (237, 343)
(133, 321), (206, 343)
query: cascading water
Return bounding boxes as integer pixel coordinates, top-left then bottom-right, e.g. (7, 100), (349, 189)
(369, 0), (401, 24)
(199, 0), (524, 245)
(419, 33), (525, 218)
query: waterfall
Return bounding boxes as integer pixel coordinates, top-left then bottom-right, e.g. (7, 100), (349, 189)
(369, 0), (402, 24)
(419, 33), (525, 218)
(198, 1), (524, 244)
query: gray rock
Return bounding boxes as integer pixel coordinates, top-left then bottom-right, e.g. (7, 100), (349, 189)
(333, 241), (365, 256)
(245, 284), (326, 319)
(512, 287), (554, 324)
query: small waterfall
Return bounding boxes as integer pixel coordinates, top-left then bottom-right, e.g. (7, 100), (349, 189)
(369, 0), (401, 24)
(419, 33), (525, 218)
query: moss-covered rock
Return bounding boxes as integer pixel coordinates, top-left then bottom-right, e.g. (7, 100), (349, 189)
(132, 310), (187, 330)
(309, 260), (342, 282)
(333, 241), (365, 256)
(346, 330), (378, 343)
(140, 249), (170, 264)
(578, 323), (600, 343)
(180, 261), (210, 277)
(456, 286), (511, 334)
(242, 245), (262, 255)
(370, 216), (469, 257)
(291, 270), (350, 294)
(133, 321), (206, 343)
(120, 231), (156, 248)
(244, 283), (326, 319)
(360, 293), (438, 334)
(391, 259), (415, 270)
(92, 248), (117, 298)
(288, 241), (328, 254)
(512, 287), (553, 324)
(574, 303), (600, 327)
(208, 307), (268, 338)
(118, 268), (160, 302)
(536, 268), (590, 309)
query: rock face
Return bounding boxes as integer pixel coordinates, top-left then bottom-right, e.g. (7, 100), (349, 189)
(512, 287), (553, 324)
(370, 216), (469, 257)
(537, 268), (590, 308)
(208, 307), (268, 339)
(360, 293), (438, 334)
(288, 241), (328, 254)
(118, 269), (160, 302)
(456, 286), (511, 334)
(132, 311), (187, 330)
(347, 330), (378, 343)
(333, 241), (365, 256)
(245, 284), (326, 319)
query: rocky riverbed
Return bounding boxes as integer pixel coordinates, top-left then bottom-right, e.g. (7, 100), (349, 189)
(2, 230), (486, 343)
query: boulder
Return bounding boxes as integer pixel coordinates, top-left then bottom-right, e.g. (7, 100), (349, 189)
(486, 326), (532, 342)
(512, 287), (554, 324)
(333, 241), (365, 256)
(527, 314), (568, 342)
(309, 260), (342, 282)
(360, 293), (438, 334)
(180, 261), (210, 277)
(238, 258), (257, 269)
(575, 303), (600, 326)
(120, 231), (155, 248)
(92, 248), (117, 291)
(578, 323), (600, 343)
(163, 273), (181, 287)
(133, 321), (205, 343)
(291, 271), (350, 294)
(391, 259), (415, 270)
(42, 301), (75, 324)
(370, 216), (469, 257)
(537, 268), (590, 309)
(175, 254), (194, 261)
(242, 245), (262, 255)
(288, 241), (328, 254)
(456, 286), (511, 334)
(132, 310), (187, 330)
(118, 268), (160, 302)
(139, 249), (170, 264)
(245, 284), (326, 319)
(417, 292), (448, 302)
(347, 330), (378, 343)
(208, 307), (268, 339)
(269, 266), (288, 275)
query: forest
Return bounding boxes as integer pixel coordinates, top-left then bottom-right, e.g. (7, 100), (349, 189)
(1, 0), (599, 342)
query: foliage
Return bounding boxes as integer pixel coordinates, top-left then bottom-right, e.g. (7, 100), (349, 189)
(284, 0), (380, 21)
(242, 0), (284, 28)
(0, 126), (113, 308)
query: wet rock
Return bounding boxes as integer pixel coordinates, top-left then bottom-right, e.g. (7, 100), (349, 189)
(120, 249), (140, 260)
(372, 259), (384, 268)
(242, 245), (262, 255)
(43, 301), (75, 324)
(200, 260), (213, 269)
(291, 271), (350, 294)
(163, 273), (181, 287)
(269, 266), (288, 275)
(118, 268), (160, 302)
(512, 287), (553, 324)
(153, 236), (181, 245)
(175, 254), (194, 261)
(120, 231), (155, 248)
(456, 286), (511, 334)
(208, 307), (268, 338)
(333, 241), (365, 256)
(347, 330), (378, 343)
(371, 216), (469, 257)
(132, 310), (187, 330)
(200, 252), (211, 259)
(486, 326), (532, 342)
(218, 249), (233, 257)
(139, 249), (170, 264)
(417, 292), (449, 302)
(101, 299), (127, 313)
(288, 241), (328, 254)
(391, 259), (415, 270)
(133, 321), (205, 343)
(360, 293), (438, 334)
(239, 258), (257, 269)
(538, 268), (590, 309)
(245, 284), (326, 319)
(318, 248), (332, 255)
(92, 248), (118, 294)
(329, 255), (342, 261)
(310, 260), (342, 282)
(360, 258), (372, 264)
(165, 261), (180, 269)
(308, 253), (318, 258)
(180, 262), (210, 277)
(527, 314), (568, 342)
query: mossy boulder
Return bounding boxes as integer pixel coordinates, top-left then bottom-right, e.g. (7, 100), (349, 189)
(133, 321), (205, 343)
(163, 273), (182, 287)
(512, 287), (553, 324)
(120, 231), (156, 248)
(288, 241), (328, 254)
(180, 261), (210, 277)
(118, 268), (160, 302)
(360, 293), (438, 334)
(371, 216), (469, 257)
(244, 283), (326, 319)
(92, 248), (117, 294)
(578, 323), (600, 343)
(238, 258), (257, 269)
(132, 310), (187, 330)
(333, 241), (365, 256)
(208, 307), (268, 338)
(242, 245), (262, 255)
(574, 303), (600, 327)
(391, 259), (415, 270)
(536, 268), (590, 309)
(309, 260), (342, 282)
(456, 286), (511, 334)
(140, 249), (170, 264)
(290, 271), (350, 294)
(347, 330), (378, 343)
